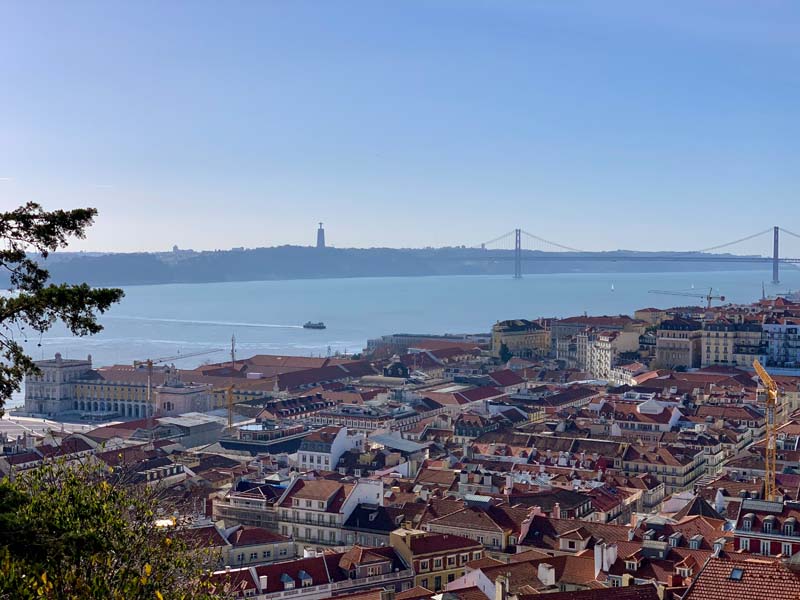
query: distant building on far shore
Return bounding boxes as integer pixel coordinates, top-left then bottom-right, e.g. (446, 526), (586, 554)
(316, 222), (326, 248)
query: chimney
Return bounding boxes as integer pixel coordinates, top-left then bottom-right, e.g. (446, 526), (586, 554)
(495, 575), (507, 600)
(460, 472), (469, 484)
(537, 563), (556, 587)
(594, 542), (606, 578)
(505, 475), (513, 496)
(715, 488), (725, 515)
(628, 527), (635, 541)
(604, 543), (618, 572)
(259, 576), (268, 591)
(552, 503), (561, 520)
(483, 474), (492, 487)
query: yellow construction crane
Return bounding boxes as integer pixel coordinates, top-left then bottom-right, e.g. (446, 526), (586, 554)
(754, 358), (780, 501)
(212, 385), (236, 431)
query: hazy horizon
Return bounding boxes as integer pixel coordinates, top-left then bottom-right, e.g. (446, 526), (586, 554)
(2, 1), (799, 255)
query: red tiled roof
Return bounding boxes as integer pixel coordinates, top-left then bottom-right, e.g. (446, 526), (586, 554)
(684, 557), (800, 600)
(227, 525), (290, 547)
(409, 533), (482, 555)
(527, 584), (660, 600)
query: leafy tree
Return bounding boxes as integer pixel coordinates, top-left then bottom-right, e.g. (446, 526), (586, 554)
(0, 459), (228, 599)
(498, 342), (513, 363)
(0, 202), (124, 414)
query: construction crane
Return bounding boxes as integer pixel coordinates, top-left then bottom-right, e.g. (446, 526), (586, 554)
(133, 348), (222, 419)
(754, 358), (780, 501)
(211, 385), (237, 431)
(648, 287), (726, 309)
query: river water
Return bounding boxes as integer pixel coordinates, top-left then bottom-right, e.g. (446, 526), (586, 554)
(8, 268), (800, 408)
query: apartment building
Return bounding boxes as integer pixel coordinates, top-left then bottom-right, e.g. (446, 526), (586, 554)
(702, 320), (767, 368)
(734, 499), (800, 557)
(390, 529), (484, 592)
(213, 482), (285, 529)
(617, 444), (705, 494)
(655, 318), (702, 369)
(763, 318), (800, 367)
(491, 319), (550, 359)
(297, 426), (363, 472)
(275, 478), (383, 547)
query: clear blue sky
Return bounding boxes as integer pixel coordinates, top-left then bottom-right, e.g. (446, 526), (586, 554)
(1, 1), (798, 254)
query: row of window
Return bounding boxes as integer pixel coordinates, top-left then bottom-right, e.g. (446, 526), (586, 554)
(232, 547), (289, 563)
(739, 537), (793, 556)
(418, 552), (481, 572)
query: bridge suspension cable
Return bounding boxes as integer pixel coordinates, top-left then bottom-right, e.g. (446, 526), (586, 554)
(520, 230), (585, 253)
(780, 227), (800, 241)
(479, 230), (516, 247)
(692, 228), (774, 254)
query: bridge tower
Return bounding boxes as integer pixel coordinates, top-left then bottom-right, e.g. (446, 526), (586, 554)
(514, 228), (522, 279)
(773, 226), (780, 284)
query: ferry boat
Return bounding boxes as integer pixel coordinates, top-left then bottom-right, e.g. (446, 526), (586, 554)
(303, 321), (326, 329)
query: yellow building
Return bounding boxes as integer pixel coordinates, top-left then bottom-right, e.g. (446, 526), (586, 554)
(390, 529), (483, 592)
(491, 319), (550, 359)
(702, 320), (766, 368)
(634, 307), (669, 326)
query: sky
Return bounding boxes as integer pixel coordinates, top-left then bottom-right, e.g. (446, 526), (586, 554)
(1, 1), (799, 254)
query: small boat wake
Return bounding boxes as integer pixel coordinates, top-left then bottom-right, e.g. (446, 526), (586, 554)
(105, 316), (303, 329)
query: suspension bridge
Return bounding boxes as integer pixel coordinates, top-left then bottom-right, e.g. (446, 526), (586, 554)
(468, 226), (800, 281)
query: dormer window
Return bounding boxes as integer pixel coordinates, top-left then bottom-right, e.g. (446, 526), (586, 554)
(784, 519), (796, 536)
(625, 560), (639, 571)
(677, 567), (692, 578)
(764, 520), (774, 534)
(742, 514), (754, 531)
(280, 574), (294, 590)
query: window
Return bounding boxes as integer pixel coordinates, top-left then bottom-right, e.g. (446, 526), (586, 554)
(434, 576), (442, 591)
(765, 521), (773, 533)
(318, 501), (325, 509)
(305, 500), (312, 508)
(263, 551), (271, 559)
(250, 552), (258, 560)
(730, 568), (744, 581)
(761, 540), (771, 555)
(433, 558), (442, 569)
(420, 560), (429, 572)
(784, 543), (793, 556)
(421, 578), (428, 589)
(236, 553), (245, 563)
(447, 556), (455, 566)
(280, 548), (288, 557)
(472, 552), (481, 560)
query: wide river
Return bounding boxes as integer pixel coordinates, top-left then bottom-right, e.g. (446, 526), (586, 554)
(8, 268), (800, 408)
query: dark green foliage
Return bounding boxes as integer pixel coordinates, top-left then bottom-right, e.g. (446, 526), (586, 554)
(498, 342), (513, 363)
(0, 460), (226, 599)
(0, 202), (124, 413)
